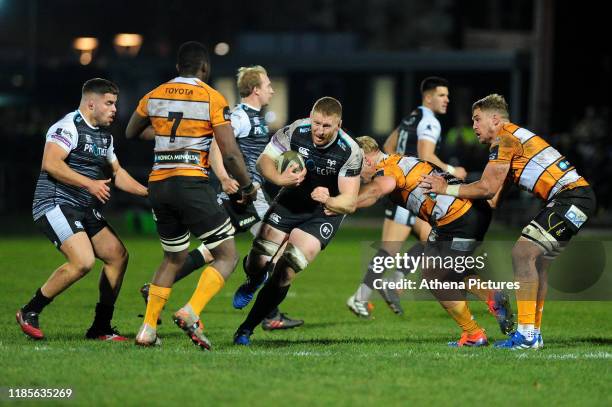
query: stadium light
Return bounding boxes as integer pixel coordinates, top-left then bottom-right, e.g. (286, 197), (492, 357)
(73, 37), (98, 66)
(214, 42), (230, 56)
(114, 33), (143, 57)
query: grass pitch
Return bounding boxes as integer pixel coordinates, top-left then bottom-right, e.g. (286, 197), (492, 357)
(1, 226), (611, 406)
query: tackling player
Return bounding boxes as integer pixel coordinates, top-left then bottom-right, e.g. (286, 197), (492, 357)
(354, 136), (512, 346)
(421, 94), (596, 349)
(348, 77), (467, 317)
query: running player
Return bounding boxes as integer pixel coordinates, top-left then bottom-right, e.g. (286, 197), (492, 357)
(355, 136), (513, 346)
(126, 41), (255, 349)
(138, 65), (303, 330)
(16, 78), (148, 341)
(233, 96), (362, 345)
(421, 94), (596, 349)
(348, 77), (467, 317)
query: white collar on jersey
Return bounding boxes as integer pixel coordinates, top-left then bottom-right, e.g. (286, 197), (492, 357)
(170, 76), (203, 86)
(240, 102), (261, 112)
(419, 105), (435, 116)
(77, 109), (98, 130)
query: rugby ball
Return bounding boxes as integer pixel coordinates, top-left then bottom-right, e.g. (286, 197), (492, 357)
(276, 150), (306, 173)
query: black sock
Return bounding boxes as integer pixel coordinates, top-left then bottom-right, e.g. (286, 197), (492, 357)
(363, 248), (391, 289)
(240, 283), (290, 332)
(22, 288), (52, 314)
(265, 307), (280, 319)
(174, 248), (206, 283)
(91, 302), (114, 329)
(401, 242), (425, 276)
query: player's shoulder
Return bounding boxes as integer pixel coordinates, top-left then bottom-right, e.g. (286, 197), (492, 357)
(337, 129), (360, 153)
(289, 117), (311, 135)
(47, 111), (79, 135)
(418, 107), (441, 127)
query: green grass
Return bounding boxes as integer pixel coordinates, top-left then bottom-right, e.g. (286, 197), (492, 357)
(1, 226), (611, 406)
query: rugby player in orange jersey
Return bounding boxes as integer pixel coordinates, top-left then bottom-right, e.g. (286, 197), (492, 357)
(421, 94), (596, 349)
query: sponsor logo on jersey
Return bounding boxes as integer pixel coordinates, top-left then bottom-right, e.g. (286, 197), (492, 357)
(299, 126), (310, 133)
(74, 220), (83, 229)
(557, 159), (570, 171)
(239, 216), (257, 227)
(565, 204), (587, 229)
(84, 143), (108, 157)
(298, 146), (310, 157)
(269, 213), (282, 224)
(319, 222), (333, 239)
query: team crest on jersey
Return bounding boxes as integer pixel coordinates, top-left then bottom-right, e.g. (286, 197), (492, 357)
(269, 213), (282, 224)
(86, 135), (93, 143)
(565, 204), (587, 229)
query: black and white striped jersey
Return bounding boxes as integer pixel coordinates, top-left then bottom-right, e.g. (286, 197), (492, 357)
(395, 106), (442, 156)
(268, 118), (362, 212)
(32, 110), (117, 220)
(231, 103), (270, 186)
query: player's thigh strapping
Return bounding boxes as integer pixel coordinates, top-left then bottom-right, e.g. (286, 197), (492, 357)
(149, 177), (235, 252)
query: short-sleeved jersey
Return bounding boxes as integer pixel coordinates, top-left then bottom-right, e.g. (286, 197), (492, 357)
(136, 76), (230, 182)
(489, 123), (589, 201)
(32, 110), (117, 220)
(267, 118), (362, 212)
(231, 103), (270, 185)
(395, 106), (442, 156)
(375, 154), (471, 227)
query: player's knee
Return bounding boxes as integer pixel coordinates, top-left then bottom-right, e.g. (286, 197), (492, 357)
(251, 237), (280, 258)
(280, 244), (309, 273)
(72, 255), (95, 276)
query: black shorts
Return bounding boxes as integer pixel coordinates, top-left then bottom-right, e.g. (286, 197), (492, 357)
(522, 186), (596, 258)
(384, 198), (417, 227)
(34, 205), (109, 249)
(219, 189), (270, 233)
(263, 201), (344, 249)
(149, 176), (234, 252)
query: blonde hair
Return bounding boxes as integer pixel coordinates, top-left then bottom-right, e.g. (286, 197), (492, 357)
(356, 136), (380, 154)
(472, 94), (510, 119)
(236, 65), (268, 97)
(312, 96), (342, 118)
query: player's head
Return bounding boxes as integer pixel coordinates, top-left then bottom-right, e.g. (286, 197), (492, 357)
(356, 136), (381, 182)
(421, 76), (449, 115)
(237, 65), (274, 107)
(80, 78), (119, 127)
(310, 96), (342, 146)
(471, 94), (510, 144)
(177, 41), (210, 81)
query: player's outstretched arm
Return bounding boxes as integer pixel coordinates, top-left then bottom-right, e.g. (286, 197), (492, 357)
(42, 142), (111, 203)
(111, 159), (148, 197)
(417, 139), (467, 180)
(420, 161), (510, 200)
(356, 176), (397, 209)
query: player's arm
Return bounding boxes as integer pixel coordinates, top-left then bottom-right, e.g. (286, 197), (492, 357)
(417, 138), (467, 180)
(311, 175), (361, 215)
(125, 111), (152, 140)
(209, 138), (239, 194)
(420, 161), (510, 200)
(42, 142), (111, 203)
(213, 123), (252, 188)
(382, 127), (399, 154)
(356, 175), (397, 208)
(110, 158), (148, 197)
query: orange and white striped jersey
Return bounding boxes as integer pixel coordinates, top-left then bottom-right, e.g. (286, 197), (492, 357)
(489, 123), (589, 201)
(136, 76), (231, 182)
(376, 154), (472, 226)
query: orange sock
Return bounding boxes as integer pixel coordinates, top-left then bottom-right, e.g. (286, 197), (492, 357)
(534, 298), (545, 330)
(445, 301), (481, 334)
(187, 266), (225, 315)
(144, 284), (172, 329)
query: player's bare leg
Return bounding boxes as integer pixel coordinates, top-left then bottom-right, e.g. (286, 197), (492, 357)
(17, 232), (95, 340)
(234, 229), (320, 344)
(86, 227), (129, 340)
